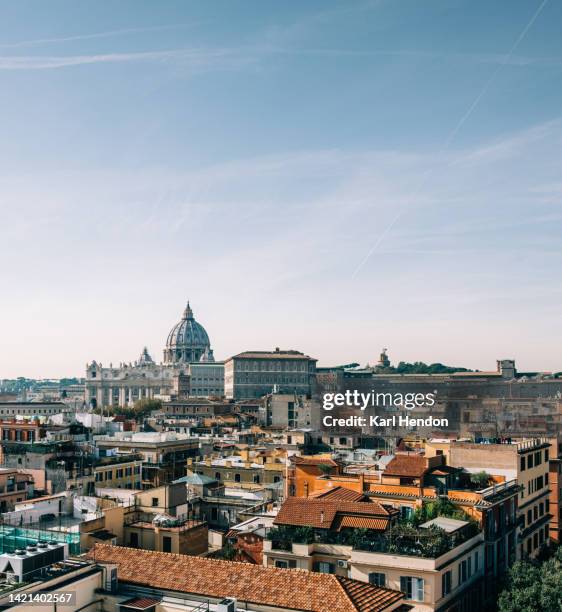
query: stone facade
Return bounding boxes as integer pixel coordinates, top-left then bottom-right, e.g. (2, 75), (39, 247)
(85, 301), (221, 408)
(224, 349), (317, 400)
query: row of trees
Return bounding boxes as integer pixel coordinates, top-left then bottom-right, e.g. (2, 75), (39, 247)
(376, 361), (471, 374)
(93, 398), (162, 420)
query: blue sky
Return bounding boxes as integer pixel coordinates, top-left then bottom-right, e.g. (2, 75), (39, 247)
(1, 0), (561, 377)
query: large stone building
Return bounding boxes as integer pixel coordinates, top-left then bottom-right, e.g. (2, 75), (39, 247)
(85, 301), (224, 408)
(224, 349), (317, 400)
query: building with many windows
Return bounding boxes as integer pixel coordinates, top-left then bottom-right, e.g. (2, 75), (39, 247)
(224, 349), (317, 400)
(448, 438), (551, 560)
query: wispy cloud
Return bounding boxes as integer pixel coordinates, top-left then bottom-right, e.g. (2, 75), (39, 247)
(0, 48), (251, 71)
(0, 24), (195, 49)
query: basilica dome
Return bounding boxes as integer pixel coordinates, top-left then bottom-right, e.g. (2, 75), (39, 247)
(164, 301), (212, 364)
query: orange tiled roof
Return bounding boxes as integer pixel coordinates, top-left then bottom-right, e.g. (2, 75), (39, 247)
(275, 497), (395, 530)
(293, 456), (340, 467)
(383, 454), (427, 478)
(87, 544), (402, 612)
(368, 484), (438, 499)
(308, 486), (366, 502)
(335, 516), (389, 531)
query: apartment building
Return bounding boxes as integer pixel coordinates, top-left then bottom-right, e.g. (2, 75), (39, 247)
(261, 393), (322, 429)
(189, 450), (286, 490)
(264, 492), (483, 611)
(94, 458), (143, 491)
(95, 432), (199, 487)
(449, 438), (551, 560)
(0, 468), (34, 511)
(0, 419), (46, 443)
(124, 516), (208, 555)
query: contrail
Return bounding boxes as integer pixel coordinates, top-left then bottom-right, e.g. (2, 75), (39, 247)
(0, 24), (194, 49)
(351, 0), (549, 279)
(444, 0), (549, 149)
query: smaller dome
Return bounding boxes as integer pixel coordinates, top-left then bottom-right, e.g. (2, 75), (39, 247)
(138, 347), (154, 365)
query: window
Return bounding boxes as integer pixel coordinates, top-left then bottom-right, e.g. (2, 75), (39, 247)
(369, 573), (386, 587)
(528, 454), (534, 469)
(234, 473), (241, 483)
(442, 571), (452, 596)
(215, 472), (221, 481)
(314, 561), (334, 574)
(474, 551), (479, 572)
(521, 457), (526, 471)
(459, 560), (468, 584)
(400, 506), (413, 520)
(129, 532), (139, 548)
(162, 536), (172, 553)
(400, 577), (424, 602)
(253, 474), (260, 484)
(152, 497), (159, 507)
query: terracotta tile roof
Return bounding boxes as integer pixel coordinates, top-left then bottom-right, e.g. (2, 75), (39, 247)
(87, 544), (402, 612)
(367, 484), (438, 499)
(274, 497), (395, 530)
(335, 516), (389, 531)
(308, 486), (366, 502)
(383, 455), (428, 478)
(293, 456), (339, 467)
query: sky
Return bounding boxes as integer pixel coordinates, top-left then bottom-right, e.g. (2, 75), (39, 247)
(1, 0), (562, 378)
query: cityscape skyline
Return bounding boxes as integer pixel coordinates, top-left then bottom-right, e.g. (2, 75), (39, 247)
(2, 0), (562, 377)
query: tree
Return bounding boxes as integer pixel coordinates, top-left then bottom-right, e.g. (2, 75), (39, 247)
(498, 551), (562, 612)
(498, 561), (541, 612)
(470, 471), (492, 488)
(221, 543), (237, 560)
(318, 463), (333, 477)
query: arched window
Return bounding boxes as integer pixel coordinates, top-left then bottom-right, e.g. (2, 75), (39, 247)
(234, 473), (241, 483)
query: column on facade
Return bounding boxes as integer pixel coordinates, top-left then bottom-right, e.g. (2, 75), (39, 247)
(128, 387), (133, 406)
(96, 388), (104, 408)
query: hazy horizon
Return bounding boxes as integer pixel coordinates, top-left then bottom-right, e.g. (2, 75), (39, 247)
(2, 1), (562, 378)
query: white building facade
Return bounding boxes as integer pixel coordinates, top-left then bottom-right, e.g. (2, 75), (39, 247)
(85, 301), (223, 408)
